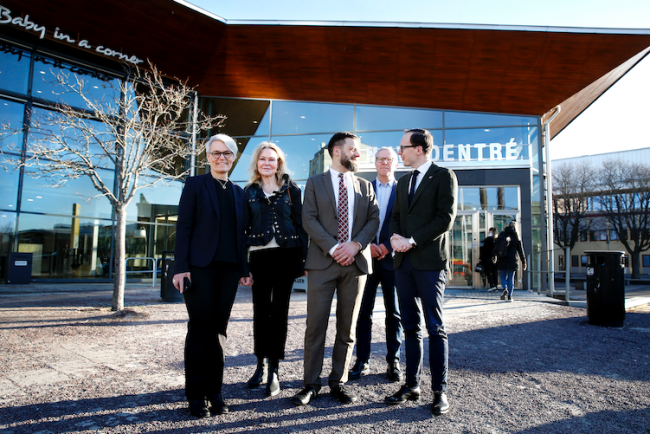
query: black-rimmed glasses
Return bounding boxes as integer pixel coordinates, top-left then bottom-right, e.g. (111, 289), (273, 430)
(209, 151), (234, 159)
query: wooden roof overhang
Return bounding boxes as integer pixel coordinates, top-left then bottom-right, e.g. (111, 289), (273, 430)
(2, 0), (650, 138)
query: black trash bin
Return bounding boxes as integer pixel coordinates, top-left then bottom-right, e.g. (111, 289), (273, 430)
(160, 250), (183, 302)
(5, 252), (33, 284)
(585, 250), (626, 327)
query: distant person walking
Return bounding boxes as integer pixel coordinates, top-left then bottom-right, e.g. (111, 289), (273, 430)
(480, 227), (499, 292)
(495, 220), (526, 302)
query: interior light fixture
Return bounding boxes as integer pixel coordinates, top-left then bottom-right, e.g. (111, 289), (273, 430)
(300, 116), (306, 119)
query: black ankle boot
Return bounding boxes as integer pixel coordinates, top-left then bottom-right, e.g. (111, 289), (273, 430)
(266, 358), (280, 397)
(246, 357), (267, 389)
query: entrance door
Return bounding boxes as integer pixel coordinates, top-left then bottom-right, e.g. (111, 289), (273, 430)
(448, 211), (520, 288)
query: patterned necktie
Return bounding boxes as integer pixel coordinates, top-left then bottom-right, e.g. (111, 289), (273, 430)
(337, 173), (349, 243)
(408, 170), (420, 206)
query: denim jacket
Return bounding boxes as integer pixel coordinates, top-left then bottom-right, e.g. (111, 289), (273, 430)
(243, 181), (309, 264)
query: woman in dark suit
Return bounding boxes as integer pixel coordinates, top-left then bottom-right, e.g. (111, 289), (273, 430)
(173, 133), (252, 418)
(243, 142), (308, 397)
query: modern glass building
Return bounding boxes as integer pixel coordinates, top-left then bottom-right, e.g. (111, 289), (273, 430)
(2, 0), (649, 288)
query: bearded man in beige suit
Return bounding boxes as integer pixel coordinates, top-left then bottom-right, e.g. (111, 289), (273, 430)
(291, 132), (379, 407)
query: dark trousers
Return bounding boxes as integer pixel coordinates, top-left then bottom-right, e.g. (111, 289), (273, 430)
(395, 254), (448, 392)
(484, 263), (499, 288)
(355, 258), (402, 363)
(249, 247), (300, 360)
(183, 261), (240, 400)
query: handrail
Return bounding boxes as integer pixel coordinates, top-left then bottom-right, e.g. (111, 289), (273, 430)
(125, 257), (157, 287)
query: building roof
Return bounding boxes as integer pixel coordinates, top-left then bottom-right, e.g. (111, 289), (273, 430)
(2, 0), (650, 138)
(553, 147), (650, 167)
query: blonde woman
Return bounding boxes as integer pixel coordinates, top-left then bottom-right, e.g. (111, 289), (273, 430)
(242, 142), (308, 397)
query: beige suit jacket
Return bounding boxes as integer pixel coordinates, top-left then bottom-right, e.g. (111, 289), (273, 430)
(302, 171), (379, 274)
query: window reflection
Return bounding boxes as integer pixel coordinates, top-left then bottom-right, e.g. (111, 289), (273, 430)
(271, 101), (353, 135)
(125, 174), (183, 222)
(29, 107), (116, 169)
(125, 221), (176, 278)
(21, 167), (115, 219)
(17, 213), (113, 278)
(0, 155), (20, 210)
(445, 111), (537, 128)
(0, 212), (16, 262)
(356, 105), (443, 131)
(0, 98), (25, 153)
(0, 43), (31, 95)
(457, 187), (519, 210)
(357, 130), (444, 169)
(273, 134), (332, 179)
(200, 97), (270, 137)
(32, 55), (120, 109)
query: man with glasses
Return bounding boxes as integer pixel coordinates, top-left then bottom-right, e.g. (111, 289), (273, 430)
(349, 147), (403, 383)
(385, 129), (458, 416)
(292, 132), (379, 407)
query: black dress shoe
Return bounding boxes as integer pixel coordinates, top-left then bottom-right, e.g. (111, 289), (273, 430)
(431, 391), (450, 415)
(330, 385), (358, 404)
(348, 359), (370, 380)
(386, 361), (403, 383)
(291, 387), (318, 406)
(384, 385), (421, 405)
(208, 393), (229, 415)
(188, 400), (209, 418)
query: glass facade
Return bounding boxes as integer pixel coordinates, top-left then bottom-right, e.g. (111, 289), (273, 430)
(0, 39), (543, 286)
(0, 41), (180, 280)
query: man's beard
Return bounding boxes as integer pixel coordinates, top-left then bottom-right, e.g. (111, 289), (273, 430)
(341, 153), (358, 172)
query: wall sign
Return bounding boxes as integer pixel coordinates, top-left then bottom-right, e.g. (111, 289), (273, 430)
(0, 5), (144, 65)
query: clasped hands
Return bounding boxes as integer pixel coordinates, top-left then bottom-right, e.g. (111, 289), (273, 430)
(332, 241), (360, 267)
(390, 234), (413, 253)
(370, 243), (390, 260)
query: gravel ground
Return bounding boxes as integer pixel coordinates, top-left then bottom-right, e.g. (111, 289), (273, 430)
(0, 285), (649, 433)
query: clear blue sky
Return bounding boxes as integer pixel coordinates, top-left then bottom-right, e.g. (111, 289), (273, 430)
(188, 0), (650, 160)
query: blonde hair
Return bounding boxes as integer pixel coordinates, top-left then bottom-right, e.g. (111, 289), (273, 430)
(248, 142), (289, 185)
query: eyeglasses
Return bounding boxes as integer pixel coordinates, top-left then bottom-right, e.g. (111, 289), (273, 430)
(376, 157), (394, 164)
(399, 145), (418, 152)
(209, 151), (234, 159)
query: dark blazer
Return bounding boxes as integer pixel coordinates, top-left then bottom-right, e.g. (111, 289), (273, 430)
(390, 162), (458, 271)
(372, 179), (397, 272)
(174, 173), (249, 277)
(302, 171), (379, 274)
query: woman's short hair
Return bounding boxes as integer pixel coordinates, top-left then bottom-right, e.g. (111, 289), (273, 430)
(205, 134), (238, 156)
(248, 142), (290, 185)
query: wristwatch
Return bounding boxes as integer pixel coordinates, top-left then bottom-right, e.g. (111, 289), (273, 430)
(408, 237), (416, 247)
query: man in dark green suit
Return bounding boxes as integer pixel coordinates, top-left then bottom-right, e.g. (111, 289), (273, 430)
(384, 128), (458, 416)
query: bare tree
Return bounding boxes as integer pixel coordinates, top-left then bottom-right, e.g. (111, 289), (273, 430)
(600, 159), (650, 279)
(552, 161), (595, 251)
(1, 62), (224, 310)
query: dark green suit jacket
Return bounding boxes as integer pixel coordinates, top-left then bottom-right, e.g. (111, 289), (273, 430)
(390, 162), (458, 271)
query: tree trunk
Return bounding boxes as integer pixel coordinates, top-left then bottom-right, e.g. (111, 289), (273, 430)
(112, 207), (127, 311)
(631, 251), (641, 280)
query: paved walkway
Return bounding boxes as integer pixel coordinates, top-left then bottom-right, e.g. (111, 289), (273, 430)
(0, 282), (649, 433)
